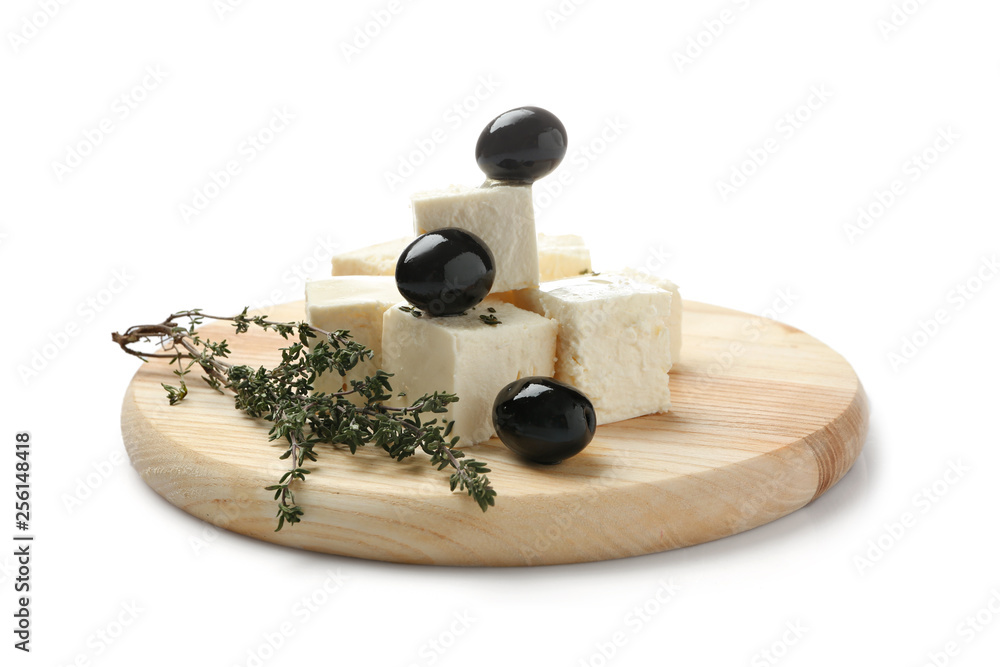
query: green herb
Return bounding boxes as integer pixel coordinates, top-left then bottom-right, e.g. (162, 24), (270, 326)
(398, 305), (424, 318)
(487, 307), (496, 313)
(479, 314), (501, 326)
(111, 308), (496, 531)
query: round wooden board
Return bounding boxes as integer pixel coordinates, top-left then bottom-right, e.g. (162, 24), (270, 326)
(120, 300), (868, 567)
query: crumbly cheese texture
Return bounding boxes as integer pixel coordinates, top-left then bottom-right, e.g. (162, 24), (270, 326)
(329, 238), (410, 276)
(410, 184), (539, 293)
(381, 300), (557, 445)
(537, 233), (592, 282)
(620, 268), (682, 363)
(512, 273), (672, 425)
(305, 276), (401, 398)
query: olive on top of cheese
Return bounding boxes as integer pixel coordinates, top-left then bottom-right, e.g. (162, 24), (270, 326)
(475, 107), (568, 183)
(411, 184), (538, 294)
(395, 229), (495, 316)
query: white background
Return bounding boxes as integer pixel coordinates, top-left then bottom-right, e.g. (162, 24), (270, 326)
(2, 0), (999, 665)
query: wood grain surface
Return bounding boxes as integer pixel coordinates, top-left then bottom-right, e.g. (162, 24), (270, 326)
(120, 300), (868, 566)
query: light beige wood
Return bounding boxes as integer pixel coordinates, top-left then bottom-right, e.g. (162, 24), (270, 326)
(120, 300), (868, 566)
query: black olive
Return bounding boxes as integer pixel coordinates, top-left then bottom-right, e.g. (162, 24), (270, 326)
(492, 377), (596, 464)
(475, 107), (568, 183)
(395, 229), (495, 316)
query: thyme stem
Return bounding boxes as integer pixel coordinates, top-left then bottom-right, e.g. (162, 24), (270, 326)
(112, 307), (497, 530)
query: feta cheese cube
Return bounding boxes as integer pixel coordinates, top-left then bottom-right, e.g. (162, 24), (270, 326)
(621, 268), (682, 363)
(512, 273), (672, 425)
(411, 184), (539, 293)
(381, 300), (557, 445)
(305, 276), (401, 398)
(537, 233), (592, 281)
(329, 237), (410, 276)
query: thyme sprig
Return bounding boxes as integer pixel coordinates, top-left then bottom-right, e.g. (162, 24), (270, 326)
(112, 308), (496, 530)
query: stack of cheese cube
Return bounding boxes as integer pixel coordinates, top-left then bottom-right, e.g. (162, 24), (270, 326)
(306, 105), (681, 447)
(305, 178), (682, 446)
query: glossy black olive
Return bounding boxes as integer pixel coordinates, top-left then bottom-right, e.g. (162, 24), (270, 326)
(395, 228), (495, 316)
(492, 377), (596, 464)
(475, 107), (568, 183)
